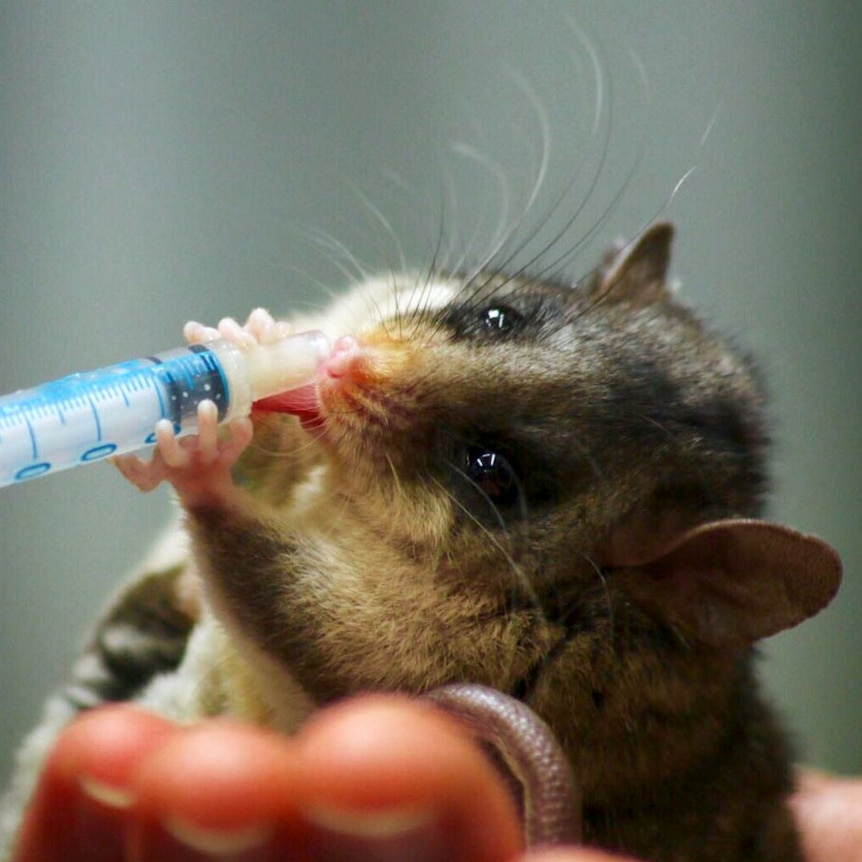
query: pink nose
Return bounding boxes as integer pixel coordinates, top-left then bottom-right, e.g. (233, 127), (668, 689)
(325, 335), (361, 379)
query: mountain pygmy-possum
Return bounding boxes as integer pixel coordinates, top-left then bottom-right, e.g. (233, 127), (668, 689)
(0, 223), (842, 861)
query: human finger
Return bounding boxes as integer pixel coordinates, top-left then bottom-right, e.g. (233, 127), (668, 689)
(10, 705), (175, 862)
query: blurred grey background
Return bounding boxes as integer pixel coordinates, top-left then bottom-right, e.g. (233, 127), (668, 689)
(0, 1), (859, 783)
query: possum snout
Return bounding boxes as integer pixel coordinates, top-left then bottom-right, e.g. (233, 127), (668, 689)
(324, 335), (364, 379)
(316, 330), (420, 436)
(321, 331), (414, 385)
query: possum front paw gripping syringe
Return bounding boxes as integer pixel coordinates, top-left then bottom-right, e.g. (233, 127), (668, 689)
(0, 311), (330, 488)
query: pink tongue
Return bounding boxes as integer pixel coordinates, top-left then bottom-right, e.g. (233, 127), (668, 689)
(253, 383), (319, 420)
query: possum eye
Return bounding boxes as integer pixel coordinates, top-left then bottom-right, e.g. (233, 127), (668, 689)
(465, 446), (520, 506)
(481, 305), (522, 333)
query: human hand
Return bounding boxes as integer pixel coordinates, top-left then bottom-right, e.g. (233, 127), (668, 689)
(790, 768), (862, 862)
(9, 695), (627, 862)
(10, 695), (859, 862)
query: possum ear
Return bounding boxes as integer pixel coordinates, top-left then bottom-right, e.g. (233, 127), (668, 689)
(613, 519), (841, 650)
(590, 222), (674, 305)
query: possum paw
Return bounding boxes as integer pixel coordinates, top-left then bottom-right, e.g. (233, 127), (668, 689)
(114, 309), (288, 505)
(114, 401), (253, 507)
(184, 307), (292, 350)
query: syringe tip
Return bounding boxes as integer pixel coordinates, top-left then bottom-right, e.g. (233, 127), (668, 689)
(239, 330), (332, 402)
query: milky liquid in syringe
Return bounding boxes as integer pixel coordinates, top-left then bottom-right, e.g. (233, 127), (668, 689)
(0, 331), (329, 488)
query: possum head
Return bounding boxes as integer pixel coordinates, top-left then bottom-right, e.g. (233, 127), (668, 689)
(214, 225), (839, 792)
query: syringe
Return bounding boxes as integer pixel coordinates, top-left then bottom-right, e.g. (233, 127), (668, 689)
(0, 331), (330, 488)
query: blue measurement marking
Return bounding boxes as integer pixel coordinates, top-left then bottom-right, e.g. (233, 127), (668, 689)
(16, 463), (51, 481)
(81, 443), (117, 462)
(25, 416), (37, 460)
(89, 396), (102, 441)
(150, 370), (167, 420)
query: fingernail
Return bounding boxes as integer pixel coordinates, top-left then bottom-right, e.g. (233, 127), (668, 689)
(304, 804), (451, 862)
(75, 776), (135, 862)
(80, 776), (135, 809)
(164, 816), (274, 858)
(133, 815), (277, 862)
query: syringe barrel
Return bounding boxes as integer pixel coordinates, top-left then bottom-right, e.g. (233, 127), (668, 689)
(0, 331), (329, 488)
